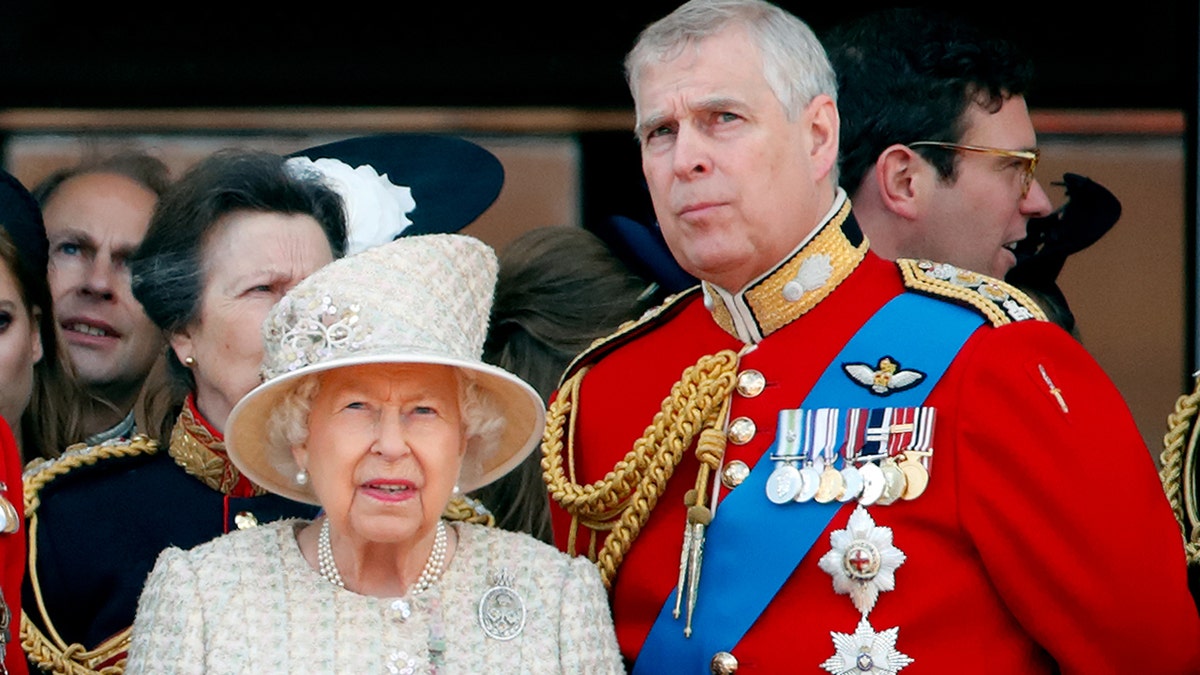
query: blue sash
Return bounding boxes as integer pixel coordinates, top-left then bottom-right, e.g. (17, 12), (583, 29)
(633, 292), (983, 674)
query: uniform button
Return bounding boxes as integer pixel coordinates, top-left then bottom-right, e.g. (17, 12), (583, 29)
(234, 511), (259, 529)
(727, 417), (756, 445)
(711, 651), (738, 674)
(721, 460), (750, 489)
(736, 369), (766, 398)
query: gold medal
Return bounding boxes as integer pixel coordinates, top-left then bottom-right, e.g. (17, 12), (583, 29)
(899, 454), (929, 500)
(814, 464), (845, 503)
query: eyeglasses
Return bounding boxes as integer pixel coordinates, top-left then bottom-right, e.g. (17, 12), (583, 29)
(908, 141), (1040, 198)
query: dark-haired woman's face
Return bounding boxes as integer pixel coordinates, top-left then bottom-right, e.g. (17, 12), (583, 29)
(169, 210), (334, 433)
(0, 260), (43, 430)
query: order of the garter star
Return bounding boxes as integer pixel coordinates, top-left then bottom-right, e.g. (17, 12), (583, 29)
(817, 505), (906, 615)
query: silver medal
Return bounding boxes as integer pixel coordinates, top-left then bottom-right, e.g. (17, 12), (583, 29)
(838, 465), (864, 502)
(766, 464), (802, 504)
(793, 466), (822, 503)
(858, 463), (885, 506)
(479, 569), (526, 641)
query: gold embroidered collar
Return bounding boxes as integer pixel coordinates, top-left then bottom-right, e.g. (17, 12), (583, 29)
(168, 396), (264, 497)
(705, 194), (866, 343)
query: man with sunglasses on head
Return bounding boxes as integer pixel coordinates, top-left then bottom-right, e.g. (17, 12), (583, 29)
(825, 8), (1054, 281)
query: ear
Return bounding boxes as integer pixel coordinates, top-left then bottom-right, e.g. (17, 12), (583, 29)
(291, 443), (309, 473)
(804, 94), (840, 181)
(873, 144), (923, 220)
(29, 307), (43, 366)
(168, 328), (194, 367)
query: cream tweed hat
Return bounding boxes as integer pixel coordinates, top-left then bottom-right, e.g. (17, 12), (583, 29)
(225, 233), (545, 505)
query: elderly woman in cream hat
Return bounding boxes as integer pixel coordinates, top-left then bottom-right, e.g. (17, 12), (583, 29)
(125, 234), (623, 673)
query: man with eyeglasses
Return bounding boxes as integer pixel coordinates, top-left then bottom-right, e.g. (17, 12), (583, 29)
(824, 8), (1055, 281)
(543, 1), (1199, 672)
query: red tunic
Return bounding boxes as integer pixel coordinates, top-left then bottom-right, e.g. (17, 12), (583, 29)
(0, 419), (25, 675)
(548, 213), (1200, 673)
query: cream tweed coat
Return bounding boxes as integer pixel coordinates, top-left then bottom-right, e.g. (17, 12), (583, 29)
(126, 520), (624, 674)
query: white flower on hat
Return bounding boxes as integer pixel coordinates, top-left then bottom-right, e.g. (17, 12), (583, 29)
(286, 156), (417, 255)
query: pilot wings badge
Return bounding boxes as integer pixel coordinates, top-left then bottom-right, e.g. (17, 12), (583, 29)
(842, 357), (925, 396)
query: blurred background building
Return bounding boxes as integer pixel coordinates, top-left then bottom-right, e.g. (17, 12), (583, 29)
(0, 1), (1196, 459)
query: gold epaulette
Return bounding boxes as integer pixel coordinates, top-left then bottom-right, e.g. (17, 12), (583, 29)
(897, 259), (1047, 327)
(22, 435), (157, 675)
(558, 286), (702, 386)
(23, 435), (159, 515)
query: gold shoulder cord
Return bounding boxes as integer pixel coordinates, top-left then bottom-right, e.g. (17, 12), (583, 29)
(1160, 375), (1200, 566)
(543, 350), (740, 588)
(21, 435), (158, 675)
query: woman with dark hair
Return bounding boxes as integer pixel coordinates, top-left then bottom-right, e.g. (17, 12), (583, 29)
(0, 171), (85, 463)
(21, 149), (348, 675)
(0, 166), (85, 675)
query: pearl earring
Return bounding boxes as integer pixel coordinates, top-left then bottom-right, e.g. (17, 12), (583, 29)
(295, 469), (309, 486)
(452, 484), (461, 495)
(184, 356), (196, 367)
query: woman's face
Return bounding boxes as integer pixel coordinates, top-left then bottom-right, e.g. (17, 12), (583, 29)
(170, 211), (334, 433)
(294, 363), (467, 547)
(0, 260), (43, 430)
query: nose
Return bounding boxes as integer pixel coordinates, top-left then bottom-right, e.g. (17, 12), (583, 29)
(1021, 179), (1055, 218)
(672, 125), (712, 179)
(372, 408), (411, 459)
(81, 253), (117, 300)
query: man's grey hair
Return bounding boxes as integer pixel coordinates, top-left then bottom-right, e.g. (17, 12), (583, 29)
(625, 0), (837, 124)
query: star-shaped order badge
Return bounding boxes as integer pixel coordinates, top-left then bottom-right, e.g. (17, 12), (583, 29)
(817, 505), (906, 614)
(821, 616), (914, 675)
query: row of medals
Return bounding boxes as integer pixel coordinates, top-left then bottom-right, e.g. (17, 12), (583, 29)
(764, 407), (933, 507)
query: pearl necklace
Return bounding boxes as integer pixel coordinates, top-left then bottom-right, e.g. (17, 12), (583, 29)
(317, 518), (448, 595)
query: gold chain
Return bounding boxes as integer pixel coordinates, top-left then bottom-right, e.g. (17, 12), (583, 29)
(542, 350), (740, 587)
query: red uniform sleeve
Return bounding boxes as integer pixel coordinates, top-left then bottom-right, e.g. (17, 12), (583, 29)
(952, 320), (1200, 673)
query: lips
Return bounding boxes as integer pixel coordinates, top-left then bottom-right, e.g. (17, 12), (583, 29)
(61, 317), (122, 345)
(64, 321), (118, 338)
(361, 479), (418, 502)
(677, 201), (724, 218)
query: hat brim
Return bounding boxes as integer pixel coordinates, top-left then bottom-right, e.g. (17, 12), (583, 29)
(225, 353), (546, 506)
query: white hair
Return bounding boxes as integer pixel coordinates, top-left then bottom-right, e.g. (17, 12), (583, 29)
(265, 366), (505, 477)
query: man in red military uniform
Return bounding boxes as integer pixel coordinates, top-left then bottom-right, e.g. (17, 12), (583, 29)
(543, 1), (1200, 672)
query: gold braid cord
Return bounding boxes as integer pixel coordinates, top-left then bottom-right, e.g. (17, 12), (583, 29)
(543, 350), (740, 587)
(22, 435), (158, 675)
(1160, 375), (1200, 566)
(442, 495), (497, 527)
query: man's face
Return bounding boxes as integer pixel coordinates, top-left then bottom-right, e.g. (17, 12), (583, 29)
(914, 96), (1054, 278)
(43, 171), (164, 393)
(634, 26), (837, 293)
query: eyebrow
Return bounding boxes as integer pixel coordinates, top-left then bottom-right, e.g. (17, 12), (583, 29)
(47, 228), (142, 258)
(637, 95), (747, 137)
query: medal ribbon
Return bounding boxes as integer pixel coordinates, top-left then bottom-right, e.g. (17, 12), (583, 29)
(813, 408), (839, 469)
(772, 409), (804, 462)
(862, 407), (892, 461)
(909, 407), (936, 470)
(843, 408), (867, 466)
(633, 292), (984, 675)
(888, 407), (916, 458)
